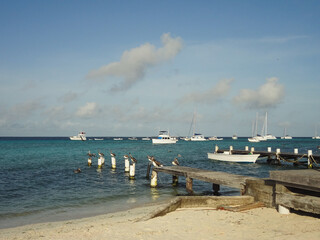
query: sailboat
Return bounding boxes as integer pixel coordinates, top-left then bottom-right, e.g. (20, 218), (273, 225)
(248, 113), (260, 142)
(189, 111), (207, 141)
(264, 112), (277, 140)
(312, 125), (320, 139)
(281, 128), (292, 139)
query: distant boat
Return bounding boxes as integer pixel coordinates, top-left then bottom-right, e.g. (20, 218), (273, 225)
(142, 137), (151, 140)
(70, 131), (86, 141)
(128, 137), (138, 140)
(113, 138), (123, 141)
(207, 151), (260, 163)
(208, 136), (223, 141)
(263, 112), (276, 140)
(191, 133), (208, 141)
(94, 138), (104, 140)
(232, 135), (238, 140)
(248, 113), (260, 142)
(281, 128), (292, 139)
(152, 130), (178, 144)
(312, 125), (320, 139)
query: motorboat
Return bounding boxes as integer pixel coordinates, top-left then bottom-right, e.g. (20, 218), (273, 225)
(191, 133), (208, 141)
(207, 151), (260, 163)
(152, 131), (178, 144)
(113, 138), (123, 141)
(208, 136), (223, 141)
(142, 137), (151, 140)
(94, 138), (104, 140)
(128, 137), (138, 140)
(312, 125), (320, 139)
(69, 131), (86, 141)
(232, 135), (238, 140)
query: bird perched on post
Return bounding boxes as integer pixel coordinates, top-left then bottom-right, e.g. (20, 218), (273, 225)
(87, 151), (96, 158)
(147, 155), (154, 162)
(129, 153), (137, 164)
(98, 151), (104, 157)
(110, 151), (116, 157)
(124, 154), (129, 159)
(172, 157), (179, 166)
(151, 156), (163, 168)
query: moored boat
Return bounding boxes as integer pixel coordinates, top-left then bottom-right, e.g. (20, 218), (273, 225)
(208, 136), (223, 141)
(207, 151), (260, 163)
(113, 137), (123, 141)
(69, 131), (86, 141)
(152, 131), (178, 144)
(191, 133), (208, 141)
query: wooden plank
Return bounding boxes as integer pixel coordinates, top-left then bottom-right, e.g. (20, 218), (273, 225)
(270, 169), (320, 192)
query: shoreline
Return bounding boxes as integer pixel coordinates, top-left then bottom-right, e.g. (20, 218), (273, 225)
(1, 196), (320, 240)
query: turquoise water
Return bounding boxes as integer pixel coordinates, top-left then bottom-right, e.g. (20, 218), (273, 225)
(0, 137), (319, 228)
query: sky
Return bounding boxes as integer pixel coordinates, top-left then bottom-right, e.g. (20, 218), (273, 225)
(1, 0), (320, 137)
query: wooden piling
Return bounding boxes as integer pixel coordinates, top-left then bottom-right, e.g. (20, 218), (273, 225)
(186, 177), (193, 194)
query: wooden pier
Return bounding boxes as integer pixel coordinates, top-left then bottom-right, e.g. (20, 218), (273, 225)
(150, 165), (320, 215)
(216, 146), (320, 168)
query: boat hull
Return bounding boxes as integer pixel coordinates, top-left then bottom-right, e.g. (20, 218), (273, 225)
(207, 152), (260, 163)
(152, 139), (177, 144)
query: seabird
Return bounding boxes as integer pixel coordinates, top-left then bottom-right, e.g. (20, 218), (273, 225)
(172, 157), (180, 166)
(151, 157), (163, 167)
(129, 153), (137, 163)
(110, 151), (116, 157)
(87, 151), (96, 158)
(98, 151), (104, 157)
(124, 154), (129, 158)
(73, 168), (81, 173)
(147, 155), (154, 162)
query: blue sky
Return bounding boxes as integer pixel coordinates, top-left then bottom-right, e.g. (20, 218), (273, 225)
(1, 0), (320, 137)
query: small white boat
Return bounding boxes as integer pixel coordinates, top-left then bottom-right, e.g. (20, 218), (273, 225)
(94, 138), (104, 140)
(113, 138), (123, 141)
(152, 131), (178, 144)
(208, 136), (223, 141)
(232, 135), (238, 140)
(191, 133), (208, 141)
(248, 136), (260, 142)
(312, 125), (320, 139)
(69, 131), (86, 141)
(128, 137), (138, 140)
(281, 128), (292, 139)
(207, 151), (260, 163)
(142, 137), (151, 140)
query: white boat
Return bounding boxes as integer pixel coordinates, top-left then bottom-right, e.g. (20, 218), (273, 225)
(128, 137), (138, 140)
(69, 131), (86, 141)
(113, 137), (123, 141)
(281, 128), (292, 139)
(142, 137), (151, 140)
(248, 113), (260, 142)
(263, 112), (276, 140)
(208, 136), (223, 141)
(248, 137), (260, 142)
(152, 130), (178, 144)
(312, 125), (320, 139)
(207, 151), (260, 163)
(94, 138), (104, 140)
(191, 133), (208, 141)
(232, 135), (238, 140)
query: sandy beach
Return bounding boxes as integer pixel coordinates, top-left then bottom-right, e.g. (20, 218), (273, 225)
(1, 200), (319, 240)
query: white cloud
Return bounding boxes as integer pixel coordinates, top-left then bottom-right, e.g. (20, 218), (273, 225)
(75, 102), (99, 118)
(178, 78), (233, 104)
(87, 33), (183, 91)
(233, 77), (284, 109)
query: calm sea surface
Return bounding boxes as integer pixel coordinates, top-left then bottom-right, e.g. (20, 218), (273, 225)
(1, 137), (319, 228)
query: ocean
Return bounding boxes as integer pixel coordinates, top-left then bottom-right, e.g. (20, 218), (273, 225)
(0, 137), (319, 229)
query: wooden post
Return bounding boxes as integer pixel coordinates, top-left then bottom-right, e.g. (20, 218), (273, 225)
(172, 175), (179, 186)
(250, 147), (254, 154)
(111, 156), (116, 169)
(150, 170), (157, 187)
(215, 145), (219, 153)
(267, 147), (271, 152)
(97, 157), (102, 169)
(245, 146), (249, 151)
(124, 156), (130, 172)
(212, 183), (220, 196)
(88, 157), (92, 166)
(229, 146), (233, 154)
(129, 163), (135, 179)
(308, 150), (313, 168)
(294, 148), (298, 154)
(186, 177), (193, 194)
(146, 162), (152, 179)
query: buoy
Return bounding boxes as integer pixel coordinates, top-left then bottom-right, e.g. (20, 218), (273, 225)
(124, 155), (130, 172)
(150, 170), (157, 187)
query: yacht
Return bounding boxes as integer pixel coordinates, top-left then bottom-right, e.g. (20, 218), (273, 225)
(281, 128), (292, 139)
(312, 125), (320, 139)
(113, 137), (123, 141)
(70, 131), (86, 141)
(142, 137), (151, 140)
(152, 131), (178, 144)
(128, 137), (138, 140)
(191, 133), (208, 141)
(208, 136), (223, 141)
(232, 135), (238, 140)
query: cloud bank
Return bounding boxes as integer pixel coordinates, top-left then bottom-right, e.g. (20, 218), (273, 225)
(75, 102), (99, 118)
(179, 78), (233, 104)
(87, 33), (183, 91)
(233, 77), (284, 109)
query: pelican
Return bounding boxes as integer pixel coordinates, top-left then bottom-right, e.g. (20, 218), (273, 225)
(151, 157), (163, 167)
(73, 168), (81, 173)
(110, 151), (116, 157)
(147, 155), (154, 162)
(129, 153), (137, 163)
(98, 151), (104, 157)
(87, 151), (96, 158)
(124, 154), (129, 158)
(172, 157), (179, 166)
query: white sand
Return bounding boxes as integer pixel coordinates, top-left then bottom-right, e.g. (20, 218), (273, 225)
(1, 205), (320, 240)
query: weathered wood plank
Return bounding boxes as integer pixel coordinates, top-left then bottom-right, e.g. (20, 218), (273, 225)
(270, 169), (320, 192)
